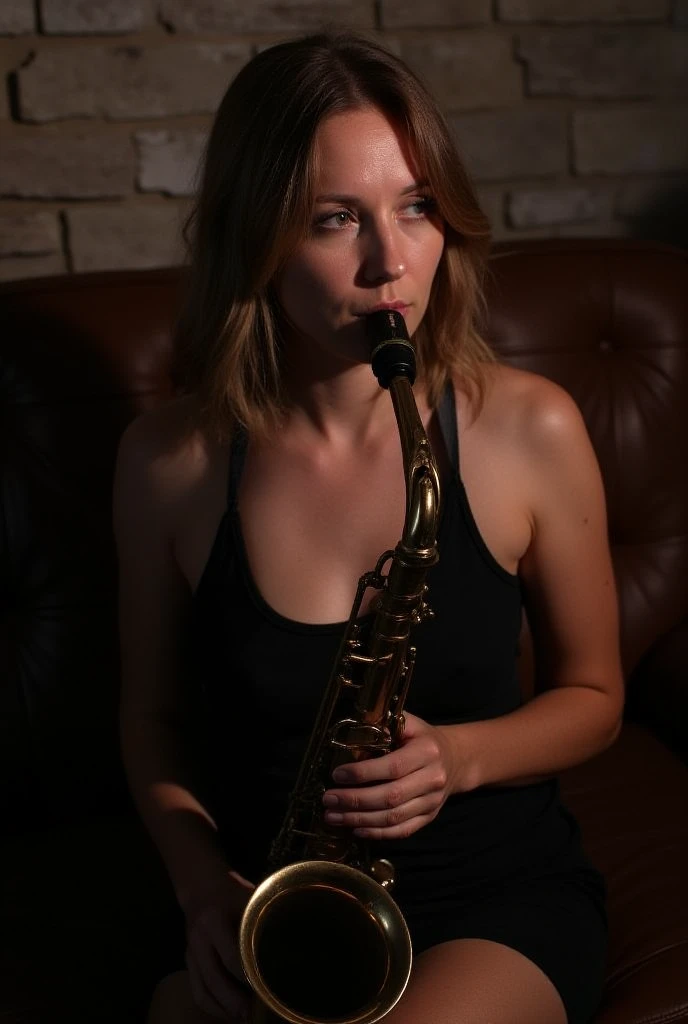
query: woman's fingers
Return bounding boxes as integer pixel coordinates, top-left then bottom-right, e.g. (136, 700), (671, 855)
(355, 814), (430, 841)
(325, 761), (447, 811)
(187, 949), (246, 1020)
(203, 909), (247, 981)
(322, 715), (456, 838)
(323, 765), (447, 839)
(331, 738), (432, 786)
(187, 946), (250, 1021)
(327, 792), (439, 833)
(186, 904), (251, 1020)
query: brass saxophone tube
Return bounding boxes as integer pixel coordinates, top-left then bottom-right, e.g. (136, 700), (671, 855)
(239, 311), (440, 1024)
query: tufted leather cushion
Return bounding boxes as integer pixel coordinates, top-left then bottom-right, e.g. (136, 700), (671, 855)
(487, 241), (688, 684)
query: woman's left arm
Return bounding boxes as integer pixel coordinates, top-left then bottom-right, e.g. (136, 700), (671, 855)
(323, 383), (625, 840)
(442, 380), (625, 791)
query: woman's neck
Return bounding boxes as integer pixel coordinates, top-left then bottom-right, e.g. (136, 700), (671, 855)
(281, 359), (400, 445)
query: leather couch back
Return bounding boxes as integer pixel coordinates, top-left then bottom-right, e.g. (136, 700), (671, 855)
(485, 242), (688, 681)
(1, 272), (177, 829)
(1, 240), (686, 832)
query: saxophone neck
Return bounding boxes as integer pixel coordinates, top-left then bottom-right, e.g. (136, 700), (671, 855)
(388, 375), (441, 556)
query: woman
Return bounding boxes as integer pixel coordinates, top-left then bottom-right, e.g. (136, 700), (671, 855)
(115, 33), (624, 1024)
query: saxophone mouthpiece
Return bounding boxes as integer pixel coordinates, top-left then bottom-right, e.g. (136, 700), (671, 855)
(366, 310), (417, 389)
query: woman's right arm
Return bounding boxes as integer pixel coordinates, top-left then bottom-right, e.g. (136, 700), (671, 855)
(114, 411), (252, 1018)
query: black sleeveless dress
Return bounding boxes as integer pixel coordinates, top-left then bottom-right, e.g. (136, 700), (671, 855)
(191, 386), (607, 1023)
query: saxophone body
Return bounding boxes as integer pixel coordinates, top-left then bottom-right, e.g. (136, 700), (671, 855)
(239, 311), (441, 1024)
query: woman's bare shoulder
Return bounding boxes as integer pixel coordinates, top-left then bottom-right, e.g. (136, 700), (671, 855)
(118, 393), (204, 457)
(480, 362), (588, 448)
(114, 394), (221, 529)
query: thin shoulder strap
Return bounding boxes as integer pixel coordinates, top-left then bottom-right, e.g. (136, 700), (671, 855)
(436, 380), (459, 474)
(227, 426), (248, 508)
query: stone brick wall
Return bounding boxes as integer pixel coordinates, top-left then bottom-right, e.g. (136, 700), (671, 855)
(1, 0), (686, 281)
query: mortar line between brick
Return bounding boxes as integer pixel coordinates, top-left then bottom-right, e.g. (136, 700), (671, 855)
(59, 210), (74, 274)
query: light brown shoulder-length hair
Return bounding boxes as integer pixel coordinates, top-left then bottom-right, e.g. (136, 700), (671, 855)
(175, 32), (494, 441)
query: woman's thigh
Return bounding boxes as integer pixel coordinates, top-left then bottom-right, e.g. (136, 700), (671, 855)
(147, 940), (566, 1024)
(385, 938), (567, 1024)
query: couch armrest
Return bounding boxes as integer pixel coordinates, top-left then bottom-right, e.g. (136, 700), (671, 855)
(627, 616), (688, 760)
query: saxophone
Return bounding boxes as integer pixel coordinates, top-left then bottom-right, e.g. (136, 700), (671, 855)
(239, 310), (441, 1024)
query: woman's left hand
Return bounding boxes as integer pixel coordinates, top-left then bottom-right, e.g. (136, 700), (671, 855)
(322, 712), (472, 840)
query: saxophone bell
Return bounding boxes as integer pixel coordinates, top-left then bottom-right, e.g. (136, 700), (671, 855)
(239, 861), (411, 1024)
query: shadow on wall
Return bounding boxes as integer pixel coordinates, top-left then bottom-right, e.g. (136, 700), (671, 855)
(627, 181), (688, 250)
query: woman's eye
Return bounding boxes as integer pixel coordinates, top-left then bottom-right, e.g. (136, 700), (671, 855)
(403, 196), (437, 218)
(315, 210), (354, 230)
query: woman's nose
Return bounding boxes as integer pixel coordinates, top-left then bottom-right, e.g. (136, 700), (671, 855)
(360, 222), (407, 285)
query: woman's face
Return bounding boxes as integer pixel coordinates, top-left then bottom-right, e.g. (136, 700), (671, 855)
(276, 106), (445, 369)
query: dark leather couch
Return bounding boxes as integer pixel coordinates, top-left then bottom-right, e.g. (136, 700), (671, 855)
(1, 239), (687, 1024)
